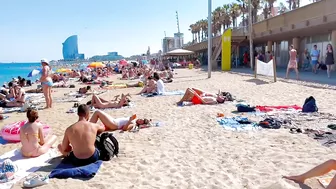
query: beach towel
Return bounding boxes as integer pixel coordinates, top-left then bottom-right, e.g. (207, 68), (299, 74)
(1, 107), (21, 114)
(0, 149), (58, 189)
(318, 177), (332, 188)
(142, 91), (184, 97)
(49, 160), (102, 179)
(216, 117), (259, 131)
(256, 105), (302, 112)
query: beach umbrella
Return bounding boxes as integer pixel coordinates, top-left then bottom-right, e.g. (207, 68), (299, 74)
(88, 62), (105, 68)
(27, 68), (42, 77)
(119, 59), (128, 66)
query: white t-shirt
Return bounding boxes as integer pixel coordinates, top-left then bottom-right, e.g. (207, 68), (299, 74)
(156, 79), (165, 94)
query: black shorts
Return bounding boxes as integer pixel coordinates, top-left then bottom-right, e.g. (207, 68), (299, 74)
(66, 148), (100, 166)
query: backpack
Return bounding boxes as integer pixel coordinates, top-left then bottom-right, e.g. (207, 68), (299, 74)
(302, 96), (318, 113)
(95, 132), (119, 161)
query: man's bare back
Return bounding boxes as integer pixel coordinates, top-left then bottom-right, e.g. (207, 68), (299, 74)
(66, 120), (103, 159)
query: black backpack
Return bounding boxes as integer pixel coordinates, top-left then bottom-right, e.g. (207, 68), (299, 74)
(95, 132), (119, 161)
(302, 96), (318, 113)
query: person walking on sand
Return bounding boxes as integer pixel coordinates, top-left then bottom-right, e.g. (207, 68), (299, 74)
(325, 44), (334, 78)
(40, 59), (53, 109)
(283, 159), (336, 189)
(286, 45), (299, 80)
(310, 44), (320, 74)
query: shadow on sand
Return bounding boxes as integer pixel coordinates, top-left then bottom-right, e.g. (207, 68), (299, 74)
(244, 78), (270, 85)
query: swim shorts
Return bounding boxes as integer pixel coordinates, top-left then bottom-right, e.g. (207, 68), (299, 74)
(67, 148), (100, 166)
(311, 60), (318, 65)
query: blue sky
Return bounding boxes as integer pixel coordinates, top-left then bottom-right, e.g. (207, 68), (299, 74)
(0, 0), (310, 62)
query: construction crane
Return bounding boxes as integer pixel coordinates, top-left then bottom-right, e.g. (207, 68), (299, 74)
(176, 11), (180, 33)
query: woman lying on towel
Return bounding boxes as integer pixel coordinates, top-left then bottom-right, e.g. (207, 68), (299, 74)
(283, 159), (336, 188)
(89, 110), (150, 131)
(79, 86), (91, 94)
(87, 94), (130, 109)
(20, 108), (57, 157)
(177, 88), (226, 105)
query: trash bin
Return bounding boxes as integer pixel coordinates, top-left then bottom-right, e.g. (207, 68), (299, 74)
(188, 63), (193, 69)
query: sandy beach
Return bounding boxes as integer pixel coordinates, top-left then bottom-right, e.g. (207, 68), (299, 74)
(1, 69), (336, 189)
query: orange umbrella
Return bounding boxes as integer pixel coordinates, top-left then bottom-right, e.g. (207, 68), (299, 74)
(88, 62), (105, 68)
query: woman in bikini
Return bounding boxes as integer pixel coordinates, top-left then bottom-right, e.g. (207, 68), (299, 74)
(0, 84), (26, 107)
(285, 45), (300, 80)
(40, 59), (53, 108)
(90, 111), (149, 131)
(177, 88), (226, 105)
(20, 108), (57, 157)
(89, 94), (129, 109)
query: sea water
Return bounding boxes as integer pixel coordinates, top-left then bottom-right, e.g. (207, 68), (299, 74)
(0, 62), (41, 85)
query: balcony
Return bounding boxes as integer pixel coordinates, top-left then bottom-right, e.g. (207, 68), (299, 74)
(184, 0), (336, 51)
(184, 27), (248, 52)
(253, 0), (336, 42)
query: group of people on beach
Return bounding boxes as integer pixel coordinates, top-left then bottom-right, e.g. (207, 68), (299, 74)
(285, 44), (334, 79)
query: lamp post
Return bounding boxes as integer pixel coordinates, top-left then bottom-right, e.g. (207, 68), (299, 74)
(248, 0), (254, 70)
(208, 0), (212, 78)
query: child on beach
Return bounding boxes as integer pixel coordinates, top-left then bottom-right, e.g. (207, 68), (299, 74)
(20, 108), (57, 157)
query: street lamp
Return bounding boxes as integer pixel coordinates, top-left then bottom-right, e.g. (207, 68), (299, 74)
(208, 0), (212, 78)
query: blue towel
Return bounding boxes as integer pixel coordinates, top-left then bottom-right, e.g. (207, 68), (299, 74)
(216, 117), (259, 131)
(49, 160), (102, 179)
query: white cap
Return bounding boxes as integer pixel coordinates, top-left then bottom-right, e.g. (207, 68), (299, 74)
(41, 58), (49, 64)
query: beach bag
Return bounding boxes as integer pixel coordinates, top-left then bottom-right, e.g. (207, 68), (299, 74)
(302, 96), (318, 113)
(95, 132), (119, 161)
(236, 103), (255, 112)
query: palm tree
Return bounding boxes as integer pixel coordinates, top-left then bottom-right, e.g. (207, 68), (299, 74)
(237, 0), (248, 26)
(189, 24), (196, 43)
(195, 20), (202, 42)
(200, 19), (208, 40)
(251, 0), (261, 23)
(229, 3), (241, 27)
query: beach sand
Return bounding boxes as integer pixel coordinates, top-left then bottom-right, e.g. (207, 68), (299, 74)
(1, 69), (336, 189)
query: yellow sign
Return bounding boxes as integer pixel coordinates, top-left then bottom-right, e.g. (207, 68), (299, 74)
(221, 29), (232, 71)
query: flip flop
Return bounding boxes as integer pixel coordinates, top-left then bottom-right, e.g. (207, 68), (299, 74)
(23, 174), (49, 188)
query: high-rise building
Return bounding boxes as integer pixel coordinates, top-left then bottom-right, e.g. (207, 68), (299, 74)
(173, 33), (184, 49)
(162, 37), (174, 54)
(62, 35), (85, 60)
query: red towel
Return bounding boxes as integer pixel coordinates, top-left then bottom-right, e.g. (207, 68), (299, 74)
(256, 105), (302, 112)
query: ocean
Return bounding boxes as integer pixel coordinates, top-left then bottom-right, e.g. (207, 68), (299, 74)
(0, 62), (41, 85)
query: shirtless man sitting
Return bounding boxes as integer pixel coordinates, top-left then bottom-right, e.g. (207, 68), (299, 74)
(58, 104), (105, 166)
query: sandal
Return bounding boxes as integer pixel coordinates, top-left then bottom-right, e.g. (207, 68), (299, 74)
(23, 174), (49, 188)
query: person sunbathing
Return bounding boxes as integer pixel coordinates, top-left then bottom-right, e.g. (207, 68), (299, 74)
(79, 86), (91, 94)
(58, 104), (104, 166)
(20, 108), (57, 157)
(89, 94), (129, 109)
(0, 84), (26, 107)
(90, 110), (147, 131)
(283, 160), (336, 189)
(137, 76), (156, 94)
(25, 88), (43, 93)
(177, 88), (226, 105)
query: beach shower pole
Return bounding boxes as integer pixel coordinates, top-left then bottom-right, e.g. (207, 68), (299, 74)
(207, 0), (212, 78)
(248, 0), (254, 70)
